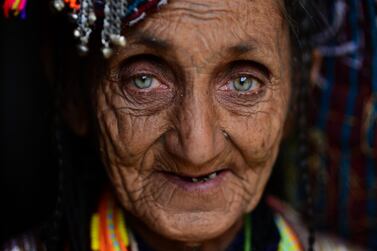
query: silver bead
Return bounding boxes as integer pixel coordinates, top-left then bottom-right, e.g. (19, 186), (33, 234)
(53, 0), (65, 11)
(81, 36), (89, 44)
(102, 47), (113, 58)
(104, 5), (111, 15)
(88, 12), (97, 24)
(103, 20), (110, 28)
(117, 36), (127, 47)
(69, 13), (78, 22)
(110, 35), (127, 47)
(77, 44), (89, 56)
(73, 29), (81, 38)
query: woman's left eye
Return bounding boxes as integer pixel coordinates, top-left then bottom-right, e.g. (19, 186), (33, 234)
(226, 76), (261, 93)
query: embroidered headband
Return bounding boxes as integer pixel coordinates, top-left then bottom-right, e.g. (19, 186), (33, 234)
(3, 0), (168, 57)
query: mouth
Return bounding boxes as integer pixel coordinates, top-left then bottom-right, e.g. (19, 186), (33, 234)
(158, 169), (230, 192)
(170, 170), (223, 183)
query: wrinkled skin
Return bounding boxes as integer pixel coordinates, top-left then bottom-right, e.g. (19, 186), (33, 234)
(90, 0), (291, 250)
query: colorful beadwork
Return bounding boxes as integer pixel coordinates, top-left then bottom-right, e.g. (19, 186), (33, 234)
(91, 191), (131, 251)
(275, 215), (302, 251)
(244, 214), (252, 251)
(92, 191), (304, 251)
(2, 0), (28, 18)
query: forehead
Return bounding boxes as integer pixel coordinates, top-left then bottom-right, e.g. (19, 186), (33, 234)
(121, 0), (288, 69)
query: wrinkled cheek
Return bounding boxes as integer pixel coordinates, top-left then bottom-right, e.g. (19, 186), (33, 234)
(94, 89), (170, 211)
(94, 110), (150, 213)
(225, 111), (284, 165)
(222, 110), (285, 211)
(95, 88), (159, 164)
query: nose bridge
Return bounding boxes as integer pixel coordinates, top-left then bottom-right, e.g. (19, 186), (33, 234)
(173, 86), (224, 166)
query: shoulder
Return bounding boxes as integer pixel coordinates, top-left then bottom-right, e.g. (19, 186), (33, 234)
(315, 234), (368, 251)
(266, 196), (369, 251)
(1, 231), (46, 251)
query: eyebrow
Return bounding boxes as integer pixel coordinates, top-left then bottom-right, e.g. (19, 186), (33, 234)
(128, 31), (261, 59)
(130, 32), (173, 52)
(227, 42), (258, 56)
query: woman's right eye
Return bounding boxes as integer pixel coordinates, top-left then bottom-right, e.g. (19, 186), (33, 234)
(123, 73), (170, 93)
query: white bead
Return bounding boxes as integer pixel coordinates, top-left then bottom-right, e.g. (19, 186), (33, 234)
(69, 13), (78, 21)
(81, 36), (89, 44)
(117, 36), (127, 47)
(102, 47), (113, 58)
(73, 29), (81, 38)
(110, 35), (127, 47)
(77, 44), (89, 56)
(88, 12), (97, 24)
(53, 0), (64, 11)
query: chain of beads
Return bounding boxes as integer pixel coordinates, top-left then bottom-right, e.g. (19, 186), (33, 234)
(74, 0), (96, 55)
(51, 0), (168, 58)
(101, 0), (128, 58)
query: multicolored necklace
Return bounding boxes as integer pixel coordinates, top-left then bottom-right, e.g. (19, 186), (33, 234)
(90, 191), (301, 251)
(90, 190), (136, 251)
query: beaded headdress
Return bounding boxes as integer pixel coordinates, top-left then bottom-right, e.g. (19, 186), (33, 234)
(3, 0), (167, 57)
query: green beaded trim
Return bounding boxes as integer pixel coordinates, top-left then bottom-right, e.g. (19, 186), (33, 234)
(244, 214), (252, 251)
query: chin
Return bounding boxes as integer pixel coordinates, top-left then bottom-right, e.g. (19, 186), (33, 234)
(114, 163), (266, 244)
(123, 170), (247, 239)
(143, 205), (244, 243)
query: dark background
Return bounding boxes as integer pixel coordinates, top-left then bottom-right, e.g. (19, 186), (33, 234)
(0, 1), (57, 243)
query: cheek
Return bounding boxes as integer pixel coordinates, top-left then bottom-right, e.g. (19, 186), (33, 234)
(220, 87), (289, 165)
(95, 82), (170, 167)
(95, 82), (173, 211)
(220, 87), (289, 211)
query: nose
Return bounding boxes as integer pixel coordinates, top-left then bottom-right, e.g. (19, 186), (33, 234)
(164, 91), (226, 167)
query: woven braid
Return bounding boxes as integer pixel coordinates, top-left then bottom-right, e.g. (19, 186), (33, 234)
(284, 0), (319, 250)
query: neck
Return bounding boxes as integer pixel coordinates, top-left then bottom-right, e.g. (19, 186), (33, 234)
(126, 213), (244, 251)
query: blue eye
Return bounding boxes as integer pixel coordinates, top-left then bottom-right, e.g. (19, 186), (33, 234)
(133, 75), (154, 89)
(230, 76), (258, 92)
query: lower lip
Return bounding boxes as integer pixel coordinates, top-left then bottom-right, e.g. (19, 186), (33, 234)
(160, 170), (230, 192)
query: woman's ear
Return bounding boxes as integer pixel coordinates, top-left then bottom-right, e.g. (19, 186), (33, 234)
(39, 11), (92, 137)
(62, 96), (89, 136)
(42, 44), (90, 137)
(60, 58), (91, 137)
(310, 49), (323, 86)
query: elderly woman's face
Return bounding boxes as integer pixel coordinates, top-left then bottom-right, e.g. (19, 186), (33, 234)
(95, 0), (291, 244)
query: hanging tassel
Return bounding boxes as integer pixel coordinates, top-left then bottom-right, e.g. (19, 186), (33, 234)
(3, 0), (28, 18)
(73, 0), (96, 55)
(101, 0), (128, 58)
(50, 0), (167, 57)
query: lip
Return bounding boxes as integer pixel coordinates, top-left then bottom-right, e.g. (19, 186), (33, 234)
(158, 169), (230, 192)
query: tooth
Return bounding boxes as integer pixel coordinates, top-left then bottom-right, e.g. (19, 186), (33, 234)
(209, 172), (217, 179)
(192, 178), (199, 183)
